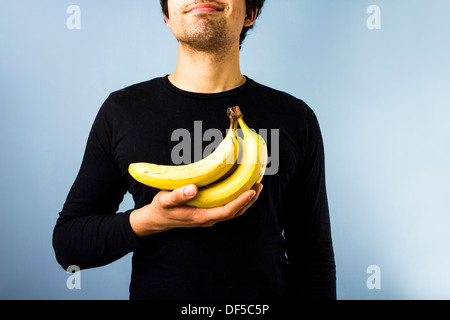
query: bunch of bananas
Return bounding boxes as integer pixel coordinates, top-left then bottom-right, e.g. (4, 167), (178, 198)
(128, 106), (268, 208)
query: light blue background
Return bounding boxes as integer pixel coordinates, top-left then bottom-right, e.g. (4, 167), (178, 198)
(1, 0), (449, 300)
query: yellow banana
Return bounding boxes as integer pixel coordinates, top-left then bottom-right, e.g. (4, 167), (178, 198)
(213, 134), (243, 183)
(128, 109), (240, 190)
(186, 106), (268, 208)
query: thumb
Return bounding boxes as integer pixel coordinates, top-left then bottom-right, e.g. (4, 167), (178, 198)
(159, 184), (198, 208)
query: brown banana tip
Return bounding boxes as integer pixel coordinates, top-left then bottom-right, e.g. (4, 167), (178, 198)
(227, 106), (243, 120)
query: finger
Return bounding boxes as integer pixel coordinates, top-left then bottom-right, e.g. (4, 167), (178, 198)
(158, 184), (198, 208)
(234, 183), (263, 218)
(191, 189), (254, 226)
(219, 188), (257, 219)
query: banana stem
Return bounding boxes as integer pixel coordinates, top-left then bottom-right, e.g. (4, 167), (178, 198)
(227, 106), (243, 120)
(237, 117), (250, 132)
(227, 106), (243, 133)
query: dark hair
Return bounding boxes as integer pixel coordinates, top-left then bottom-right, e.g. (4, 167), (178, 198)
(159, 0), (265, 48)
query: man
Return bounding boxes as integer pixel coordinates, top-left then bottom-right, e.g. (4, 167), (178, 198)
(53, 0), (336, 300)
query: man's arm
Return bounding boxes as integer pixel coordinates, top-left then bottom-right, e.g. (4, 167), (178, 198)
(52, 98), (141, 270)
(282, 106), (336, 300)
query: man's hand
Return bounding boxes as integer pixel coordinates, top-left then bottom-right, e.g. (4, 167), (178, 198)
(129, 183), (263, 237)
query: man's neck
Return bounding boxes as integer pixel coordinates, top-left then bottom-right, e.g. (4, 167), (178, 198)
(168, 42), (245, 94)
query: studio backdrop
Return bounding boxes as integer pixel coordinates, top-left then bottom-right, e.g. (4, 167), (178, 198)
(1, 0), (449, 300)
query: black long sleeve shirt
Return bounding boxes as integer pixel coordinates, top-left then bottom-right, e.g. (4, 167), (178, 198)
(53, 76), (336, 300)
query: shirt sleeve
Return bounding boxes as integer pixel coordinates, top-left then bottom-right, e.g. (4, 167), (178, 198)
(52, 96), (143, 270)
(282, 106), (336, 300)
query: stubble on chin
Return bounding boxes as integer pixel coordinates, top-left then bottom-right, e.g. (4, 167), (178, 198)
(178, 14), (231, 56)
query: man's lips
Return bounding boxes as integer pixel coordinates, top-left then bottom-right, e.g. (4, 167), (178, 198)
(186, 3), (224, 13)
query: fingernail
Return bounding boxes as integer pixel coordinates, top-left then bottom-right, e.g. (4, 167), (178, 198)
(184, 185), (197, 197)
